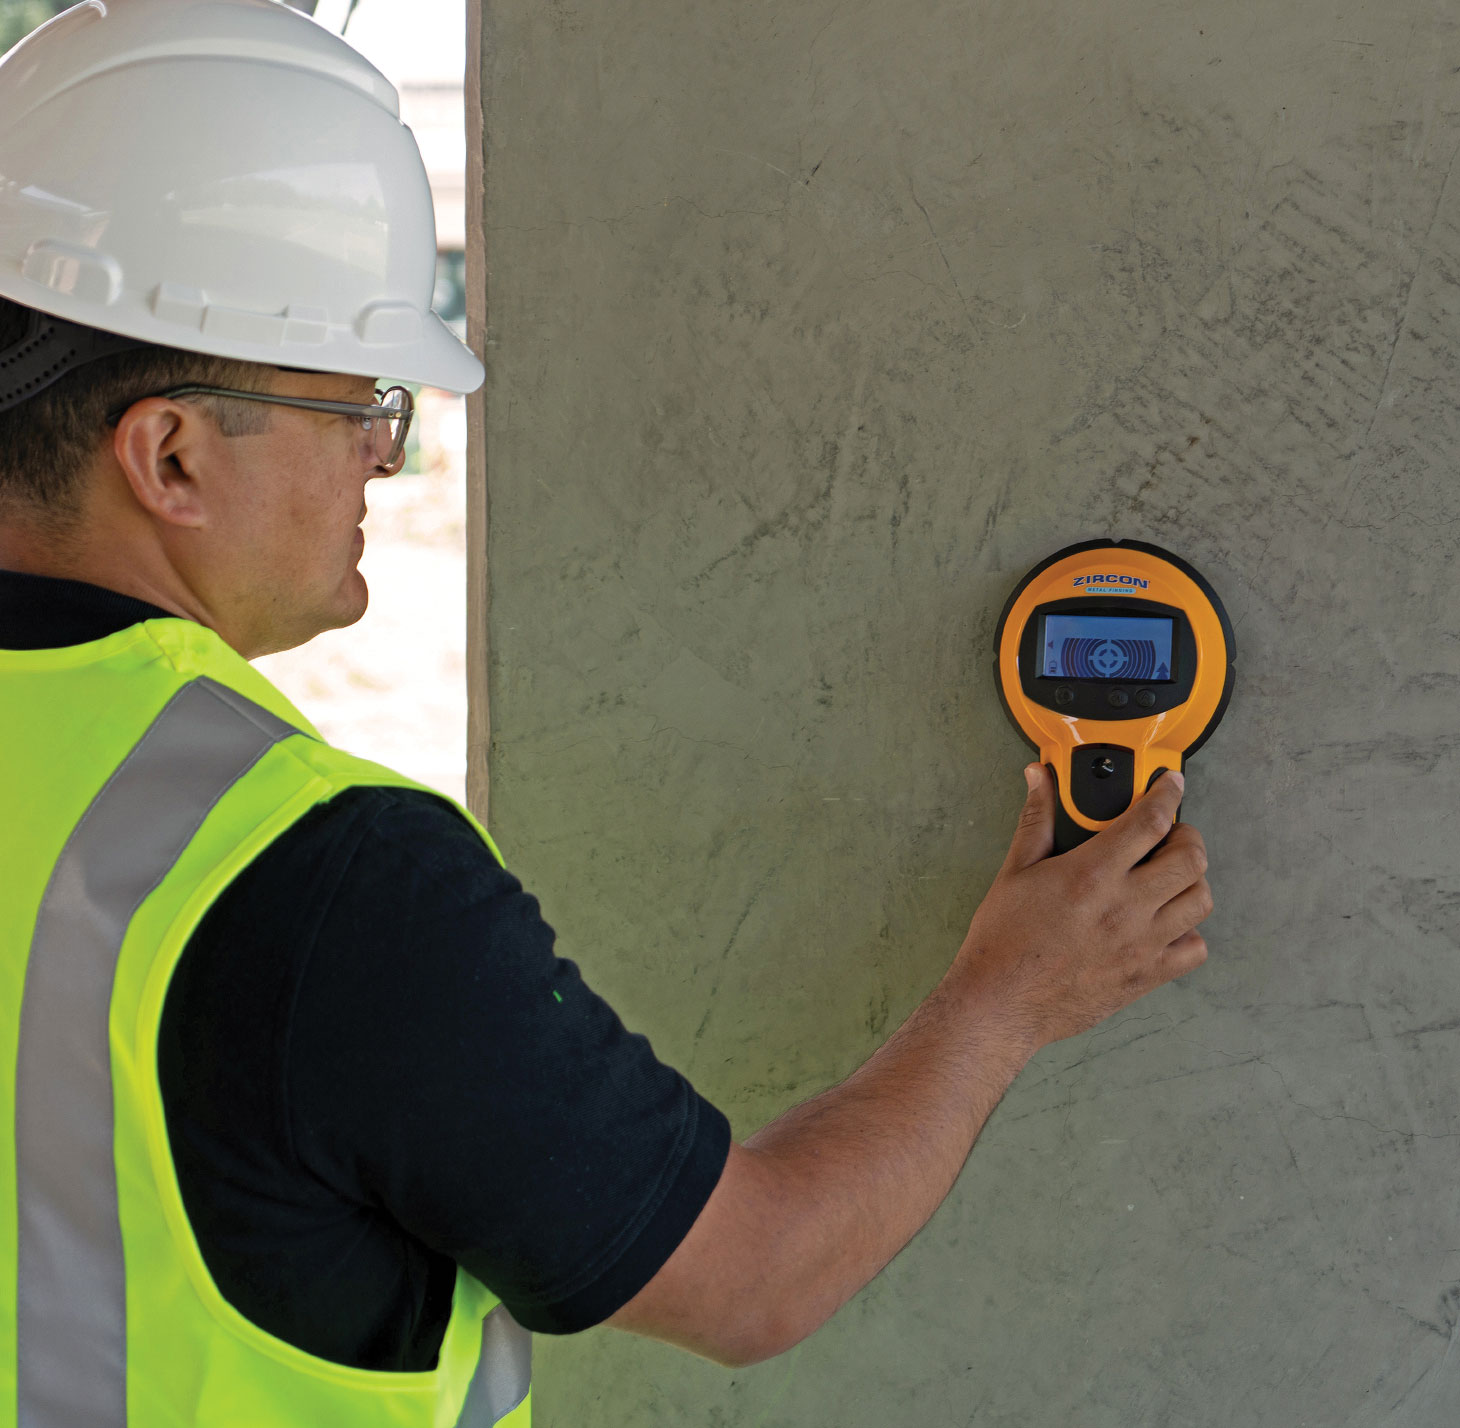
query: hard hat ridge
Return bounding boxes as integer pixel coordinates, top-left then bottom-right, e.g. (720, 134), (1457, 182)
(0, 0), (401, 126)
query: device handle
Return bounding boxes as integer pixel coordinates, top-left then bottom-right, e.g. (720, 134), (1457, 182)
(1048, 763), (1183, 856)
(1050, 766), (1093, 855)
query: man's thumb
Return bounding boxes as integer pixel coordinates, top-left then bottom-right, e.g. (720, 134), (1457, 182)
(1004, 763), (1055, 870)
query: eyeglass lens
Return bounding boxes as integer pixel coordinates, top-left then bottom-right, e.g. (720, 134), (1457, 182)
(373, 387), (411, 471)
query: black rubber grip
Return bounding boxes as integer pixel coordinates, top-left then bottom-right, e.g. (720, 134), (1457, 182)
(1052, 761), (1185, 855)
(1050, 764), (1095, 855)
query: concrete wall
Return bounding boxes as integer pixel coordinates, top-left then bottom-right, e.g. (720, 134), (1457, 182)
(469, 0), (1460, 1421)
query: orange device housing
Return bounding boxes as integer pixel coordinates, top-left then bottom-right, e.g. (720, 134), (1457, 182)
(994, 540), (1235, 853)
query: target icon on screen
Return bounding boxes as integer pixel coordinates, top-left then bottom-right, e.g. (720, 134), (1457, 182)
(1062, 637), (1160, 681)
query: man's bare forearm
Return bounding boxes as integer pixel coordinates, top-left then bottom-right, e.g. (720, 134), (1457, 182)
(738, 953), (1035, 1356)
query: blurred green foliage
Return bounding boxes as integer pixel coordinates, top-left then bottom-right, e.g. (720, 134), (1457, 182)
(0, 0), (80, 57)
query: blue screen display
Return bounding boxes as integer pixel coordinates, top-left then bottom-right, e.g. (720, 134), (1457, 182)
(1041, 614), (1175, 683)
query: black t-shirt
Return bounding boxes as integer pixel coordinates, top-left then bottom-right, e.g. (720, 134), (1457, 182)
(0, 569), (730, 1371)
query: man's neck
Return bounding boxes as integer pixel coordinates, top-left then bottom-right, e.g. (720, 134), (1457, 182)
(0, 521), (197, 624)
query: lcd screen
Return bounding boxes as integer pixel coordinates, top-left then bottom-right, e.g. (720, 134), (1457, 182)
(1041, 614), (1175, 683)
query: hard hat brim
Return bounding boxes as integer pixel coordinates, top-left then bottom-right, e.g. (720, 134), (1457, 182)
(0, 275), (486, 399)
(378, 309), (486, 396)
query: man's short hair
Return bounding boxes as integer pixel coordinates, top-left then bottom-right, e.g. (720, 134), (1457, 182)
(0, 296), (280, 524)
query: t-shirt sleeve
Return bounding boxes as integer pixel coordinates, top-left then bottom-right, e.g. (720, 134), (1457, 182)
(281, 788), (731, 1334)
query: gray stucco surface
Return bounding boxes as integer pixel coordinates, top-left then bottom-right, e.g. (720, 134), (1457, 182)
(476, 0), (1460, 1421)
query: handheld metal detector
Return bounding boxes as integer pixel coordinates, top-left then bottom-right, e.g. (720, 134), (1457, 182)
(993, 540), (1235, 855)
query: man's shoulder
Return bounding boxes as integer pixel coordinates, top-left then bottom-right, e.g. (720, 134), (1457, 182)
(276, 781), (514, 894)
(301, 782), (479, 840)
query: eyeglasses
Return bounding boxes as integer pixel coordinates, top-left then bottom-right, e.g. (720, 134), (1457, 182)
(104, 383), (415, 474)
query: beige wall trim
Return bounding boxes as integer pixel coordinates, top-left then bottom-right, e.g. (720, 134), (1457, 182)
(463, 0), (489, 825)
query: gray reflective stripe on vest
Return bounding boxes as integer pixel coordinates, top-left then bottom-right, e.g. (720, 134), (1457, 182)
(16, 677), (299, 1427)
(458, 1305), (532, 1426)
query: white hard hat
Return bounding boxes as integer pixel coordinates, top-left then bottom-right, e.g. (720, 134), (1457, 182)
(0, 0), (483, 400)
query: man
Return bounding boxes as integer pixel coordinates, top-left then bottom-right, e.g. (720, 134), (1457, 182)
(0, 2), (1212, 1425)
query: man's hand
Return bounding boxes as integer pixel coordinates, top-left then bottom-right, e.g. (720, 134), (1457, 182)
(956, 765), (1212, 1050)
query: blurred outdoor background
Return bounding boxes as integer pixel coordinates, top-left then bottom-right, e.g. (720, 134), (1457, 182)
(1, 0), (473, 803)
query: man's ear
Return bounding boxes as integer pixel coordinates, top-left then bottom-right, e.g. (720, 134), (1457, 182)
(109, 399), (213, 529)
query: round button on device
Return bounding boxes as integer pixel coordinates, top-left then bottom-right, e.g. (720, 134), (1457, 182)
(1136, 688), (1157, 709)
(1055, 686), (1075, 706)
(1106, 689), (1130, 709)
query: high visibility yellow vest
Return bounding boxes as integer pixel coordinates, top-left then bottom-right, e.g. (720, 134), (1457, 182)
(0, 616), (532, 1427)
